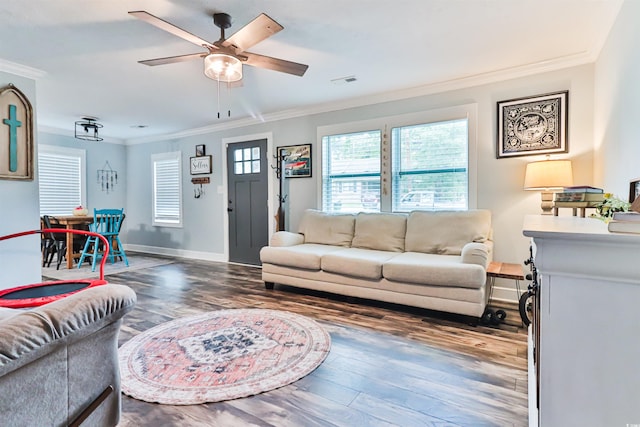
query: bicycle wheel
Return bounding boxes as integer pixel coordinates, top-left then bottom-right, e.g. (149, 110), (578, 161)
(519, 291), (533, 326)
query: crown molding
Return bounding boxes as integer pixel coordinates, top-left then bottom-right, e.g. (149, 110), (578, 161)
(39, 125), (125, 145)
(0, 59), (46, 79)
(124, 51), (597, 145)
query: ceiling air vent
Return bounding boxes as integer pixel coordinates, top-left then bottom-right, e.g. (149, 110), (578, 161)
(331, 75), (357, 85)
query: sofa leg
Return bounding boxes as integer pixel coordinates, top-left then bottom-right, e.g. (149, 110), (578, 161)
(264, 282), (274, 290)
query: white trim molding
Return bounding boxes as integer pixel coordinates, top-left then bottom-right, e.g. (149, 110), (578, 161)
(124, 244), (226, 263)
(0, 59), (46, 79)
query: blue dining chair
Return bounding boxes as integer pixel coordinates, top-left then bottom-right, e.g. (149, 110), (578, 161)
(78, 208), (129, 272)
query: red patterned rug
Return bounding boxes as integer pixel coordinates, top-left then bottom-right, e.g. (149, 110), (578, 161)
(118, 308), (331, 405)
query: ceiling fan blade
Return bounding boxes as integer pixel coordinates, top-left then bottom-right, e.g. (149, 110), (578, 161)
(139, 53), (206, 66)
(129, 11), (214, 49)
(243, 52), (308, 76)
(223, 13), (283, 53)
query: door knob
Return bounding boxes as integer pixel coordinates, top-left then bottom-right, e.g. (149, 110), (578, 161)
(227, 208), (233, 212)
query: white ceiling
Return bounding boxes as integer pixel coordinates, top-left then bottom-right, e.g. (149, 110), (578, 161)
(0, 0), (622, 142)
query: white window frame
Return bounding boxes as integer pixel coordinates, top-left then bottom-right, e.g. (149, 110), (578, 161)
(38, 145), (87, 216)
(317, 104), (478, 211)
(152, 151), (183, 227)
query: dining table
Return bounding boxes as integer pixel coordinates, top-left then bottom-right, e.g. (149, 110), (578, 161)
(55, 215), (94, 270)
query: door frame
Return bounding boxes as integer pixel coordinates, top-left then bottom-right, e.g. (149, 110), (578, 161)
(221, 132), (274, 262)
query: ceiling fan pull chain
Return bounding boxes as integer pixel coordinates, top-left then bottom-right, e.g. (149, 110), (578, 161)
(227, 81), (231, 117)
(217, 79), (221, 119)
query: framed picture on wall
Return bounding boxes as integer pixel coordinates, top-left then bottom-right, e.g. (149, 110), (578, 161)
(496, 90), (569, 158)
(190, 155), (212, 175)
(0, 84), (34, 180)
(195, 144), (205, 157)
(277, 144), (312, 178)
(629, 178), (640, 203)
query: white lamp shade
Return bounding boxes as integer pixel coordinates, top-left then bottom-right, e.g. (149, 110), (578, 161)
(524, 159), (573, 190)
(204, 53), (243, 82)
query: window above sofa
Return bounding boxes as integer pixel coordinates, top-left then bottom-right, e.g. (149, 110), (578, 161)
(319, 104), (477, 213)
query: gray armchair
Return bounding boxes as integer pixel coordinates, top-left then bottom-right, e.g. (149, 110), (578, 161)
(0, 284), (136, 426)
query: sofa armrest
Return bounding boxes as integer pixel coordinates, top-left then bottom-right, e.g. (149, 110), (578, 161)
(270, 231), (305, 247)
(0, 284), (136, 378)
(461, 242), (490, 269)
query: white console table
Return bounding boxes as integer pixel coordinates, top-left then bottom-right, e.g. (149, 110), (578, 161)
(523, 215), (640, 427)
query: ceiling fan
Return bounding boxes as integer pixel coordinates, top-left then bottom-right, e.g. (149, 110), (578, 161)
(129, 10), (309, 83)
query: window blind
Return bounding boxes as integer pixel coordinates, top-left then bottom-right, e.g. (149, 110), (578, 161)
(321, 130), (381, 213)
(153, 152), (182, 226)
(38, 150), (84, 216)
(391, 119), (468, 211)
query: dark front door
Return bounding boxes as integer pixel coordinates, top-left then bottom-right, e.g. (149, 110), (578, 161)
(226, 139), (269, 265)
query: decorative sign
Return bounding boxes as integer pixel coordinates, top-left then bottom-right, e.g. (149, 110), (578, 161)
(0, 84), (34, 180)
(190, 155), (212, 175)
(497, 91), (568, 158)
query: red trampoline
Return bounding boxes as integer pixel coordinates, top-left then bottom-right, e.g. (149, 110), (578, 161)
(0, 228), (110, 308)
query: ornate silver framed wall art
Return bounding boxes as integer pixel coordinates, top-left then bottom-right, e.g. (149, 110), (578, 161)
(497, 91), (568, 158)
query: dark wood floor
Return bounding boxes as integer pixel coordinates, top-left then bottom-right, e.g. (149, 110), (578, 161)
(111, 256), (528, 427)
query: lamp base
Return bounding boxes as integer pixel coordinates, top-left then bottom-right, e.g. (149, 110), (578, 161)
(540, 191), (554, 215)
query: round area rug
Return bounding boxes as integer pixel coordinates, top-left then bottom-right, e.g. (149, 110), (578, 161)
(118, 308), (331, 405)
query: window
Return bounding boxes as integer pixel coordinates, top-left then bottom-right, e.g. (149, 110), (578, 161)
(392, 119), (468, 211)
(38, 145), (86, 216)
(322, 130), (381, 212)
(234, 146), (261, 174)
(152, 152), (182, 227)
(319, 105), (476, 213)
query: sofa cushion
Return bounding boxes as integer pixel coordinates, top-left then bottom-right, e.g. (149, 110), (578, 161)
(383, 252), (486, 289)
(269, 231), (305, 247)
(298, 210), (355, 247)
(321, 248), (400, 280)
(405, 210), (492, 255)
(351, 212), (407, 252)
(260, 244), (343, 270)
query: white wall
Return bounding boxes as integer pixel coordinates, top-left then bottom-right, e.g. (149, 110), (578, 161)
(0, 71), (41, 289)
(38, 132), (127, 216)
(594, 0), (640, 196)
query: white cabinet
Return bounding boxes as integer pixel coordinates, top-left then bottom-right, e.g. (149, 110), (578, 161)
(523, 215), (640, 427)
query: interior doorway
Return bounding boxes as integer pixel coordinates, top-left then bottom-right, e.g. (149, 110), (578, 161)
(225, 139), (269, 265)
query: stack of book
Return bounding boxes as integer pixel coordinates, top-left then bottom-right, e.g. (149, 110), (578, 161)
(554, 186), (604, 208)
(608, 211), (640, 234)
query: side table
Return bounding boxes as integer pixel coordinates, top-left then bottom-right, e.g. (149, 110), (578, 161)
(483, 261), (525, 325)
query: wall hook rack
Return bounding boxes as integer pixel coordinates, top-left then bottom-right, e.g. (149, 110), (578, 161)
(271, 150), (290, 179)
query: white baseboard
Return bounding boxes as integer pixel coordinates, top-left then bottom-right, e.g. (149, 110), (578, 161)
(489, 284), (528, 304)
(124, 244), (226, 263)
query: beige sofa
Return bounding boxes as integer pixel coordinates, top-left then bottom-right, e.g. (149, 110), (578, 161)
(0, 284), (137, 427)
(260, 209), (493, 318)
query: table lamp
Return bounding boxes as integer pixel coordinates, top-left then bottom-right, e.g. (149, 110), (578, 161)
(524, 158), (573, 214)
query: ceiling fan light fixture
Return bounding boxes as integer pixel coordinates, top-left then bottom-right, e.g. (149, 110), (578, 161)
(204, 53), (243, 82)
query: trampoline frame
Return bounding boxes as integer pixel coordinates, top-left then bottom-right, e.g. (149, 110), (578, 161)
(0, 228), (110, 308)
